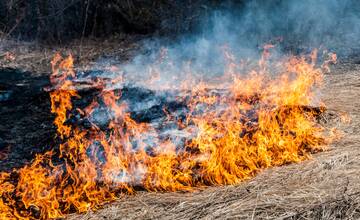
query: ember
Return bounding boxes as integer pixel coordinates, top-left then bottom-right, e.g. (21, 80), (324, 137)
(0, 46), (337, 219)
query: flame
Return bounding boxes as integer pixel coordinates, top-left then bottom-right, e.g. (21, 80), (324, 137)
(2, 52), (16, 62)
(50, 53), (79, 138)
(0, 47), (339, 219)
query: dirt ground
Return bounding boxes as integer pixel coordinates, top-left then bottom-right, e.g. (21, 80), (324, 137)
(1, 39), (359, 219)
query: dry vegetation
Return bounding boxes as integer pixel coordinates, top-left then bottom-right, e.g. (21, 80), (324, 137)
(0, 36), (142, 74)
(0, 0), (219, 42)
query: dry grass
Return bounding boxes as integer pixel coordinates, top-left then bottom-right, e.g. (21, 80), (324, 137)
(1, 39), (359, 219)
(0, 35), (142, 75)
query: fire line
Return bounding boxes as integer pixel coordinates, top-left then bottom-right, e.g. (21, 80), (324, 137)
(0, 47), (338, 219)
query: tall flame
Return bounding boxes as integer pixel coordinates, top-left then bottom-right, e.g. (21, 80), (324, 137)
(0, 48), (337, 219)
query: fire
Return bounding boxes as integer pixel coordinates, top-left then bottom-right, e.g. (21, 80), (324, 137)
(0, 47), (338, 219)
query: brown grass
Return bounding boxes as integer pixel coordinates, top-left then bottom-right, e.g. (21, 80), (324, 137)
(0, 35), (142, 74)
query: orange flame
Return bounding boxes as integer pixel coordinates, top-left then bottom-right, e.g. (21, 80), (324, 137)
(0, 48), (339, 219)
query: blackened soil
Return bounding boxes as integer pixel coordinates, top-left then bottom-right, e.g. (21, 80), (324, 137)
(0, 69), (55, 172)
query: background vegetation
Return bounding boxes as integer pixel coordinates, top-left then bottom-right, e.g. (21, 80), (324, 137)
(0, 0), (243, 42)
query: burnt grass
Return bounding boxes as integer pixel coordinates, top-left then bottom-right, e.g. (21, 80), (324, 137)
(0, 69), (55, 172)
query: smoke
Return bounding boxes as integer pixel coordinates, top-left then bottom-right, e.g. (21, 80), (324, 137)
(235, 0), (360, 51)
(88, 0), (360, 91)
